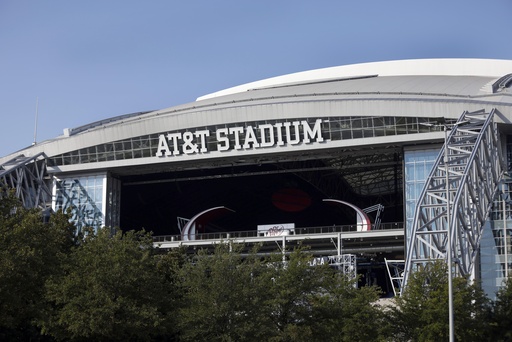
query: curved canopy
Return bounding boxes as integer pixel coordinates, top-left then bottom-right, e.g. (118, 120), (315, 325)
(323, 199), (372, 231)
(181, 206), (235, 241)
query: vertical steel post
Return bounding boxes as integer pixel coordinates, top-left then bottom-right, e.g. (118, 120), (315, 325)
(338, 233), (341, 256)
(445, 125), (454, 342)
(503, 185), (509, 278)
(282, 236), (286, 263)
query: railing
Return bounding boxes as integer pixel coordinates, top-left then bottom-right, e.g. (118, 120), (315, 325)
(153, 221), (404, 243)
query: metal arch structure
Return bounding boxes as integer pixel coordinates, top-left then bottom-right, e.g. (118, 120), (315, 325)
(181, 206), (235, 241)
(403, 109), (505, 290)
(0, 153), (52, 210)
(322, 199), (372, 231)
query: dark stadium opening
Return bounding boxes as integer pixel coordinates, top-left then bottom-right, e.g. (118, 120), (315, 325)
(118, 151), (404, 237)
(121, 173), (346, 236)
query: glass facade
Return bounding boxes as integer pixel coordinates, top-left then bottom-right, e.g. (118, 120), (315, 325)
(404, 148), (440, 250)
(53, 173), (120, 233)
(48, 115), (441, 167)
(481, 192), (512, 299)
(106, 176), (121, 230)
(481, 140), (512, 299)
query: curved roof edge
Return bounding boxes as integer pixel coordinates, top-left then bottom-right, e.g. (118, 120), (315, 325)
(197, 59), (512, 101)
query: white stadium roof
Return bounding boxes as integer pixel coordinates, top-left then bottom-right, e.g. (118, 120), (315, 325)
(197, 58), (512, 100)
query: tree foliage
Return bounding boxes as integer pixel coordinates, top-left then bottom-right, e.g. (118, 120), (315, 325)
(177, 243), (272, 342)
(491, 276), (512, 341)
(177, 244), (383, 342)
(41, 228), (177, 341)
(391, 260), (491, 342)
(262, 248), (382, 342)
(308, 272), (383, 341)
(0, 192), (75, 340)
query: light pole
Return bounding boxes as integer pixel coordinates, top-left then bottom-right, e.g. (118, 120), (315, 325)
(444, 123), (454, 342)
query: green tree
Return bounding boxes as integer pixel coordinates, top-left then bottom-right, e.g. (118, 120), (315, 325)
(391, 260), (491, 342)
(176, 243), (386, 342)
(491, 276), (512, 341)
(261, 248), (335, 342)
(308, 273), (383, 342)
(0, 192), (76, 340)
(263, 249), (383, 342)
(42, 227), (177, 341)
(177, 243), (272, 342)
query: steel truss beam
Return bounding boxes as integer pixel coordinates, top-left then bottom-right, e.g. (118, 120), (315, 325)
(328, 254), (358, 284)
(385, 259), (405, 296)
(403, 109), (504, 290)
(0, 153), (52, 210)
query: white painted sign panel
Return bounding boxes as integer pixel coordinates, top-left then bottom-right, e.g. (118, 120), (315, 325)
(257, 223), (295, 236)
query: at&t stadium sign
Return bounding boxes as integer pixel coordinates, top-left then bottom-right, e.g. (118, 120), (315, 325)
(155, 119), (324, 157)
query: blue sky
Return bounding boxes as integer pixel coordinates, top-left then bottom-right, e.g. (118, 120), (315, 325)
(1, 0), (511, 157)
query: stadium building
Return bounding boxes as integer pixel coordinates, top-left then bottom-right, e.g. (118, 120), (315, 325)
(1, 59), (512, 296)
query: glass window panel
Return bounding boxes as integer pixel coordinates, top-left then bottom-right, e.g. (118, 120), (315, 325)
(80, 154), (90, 164)
(95, 190), (103, 203)
(341, 130), (352, 139)
(395, 117), (407, 135)
(384, 117), (395, 126)
(330, 130), (341, 140)
(141, 149), (151, 158)
(133, 138), (142, 149)
(373, 118), (385, 137)
(352, 129), (363, 139)
(115, 151), (124, 160)
(114, 142), (123, 151)
(106, 153), (115, 161)
(407, 117), (419, 133)
(351, 118), (362, 129)
(373, 117), (385, 128)
(149, 135), (159, 150)
(208, 139), (218, 152)
(88, 154), (98, 163)
(361, 118), (373, 137)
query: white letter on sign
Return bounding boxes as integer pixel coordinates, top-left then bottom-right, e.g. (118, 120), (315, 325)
(195, 130), (210, 153)
(259, 124), (274, 148)
(302, 119), (324, 143)
(156, 134), (171, 157)
(167, 133), (182, 155)
(216, 128), (230, 151)
(242, 126), (260, 149)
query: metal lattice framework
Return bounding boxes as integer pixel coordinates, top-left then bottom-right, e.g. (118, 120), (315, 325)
(328, 254), (358, 284)
(385, 259), (405, 296)
(0, 153), (52, 210)
(403, 109), (504, 290)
